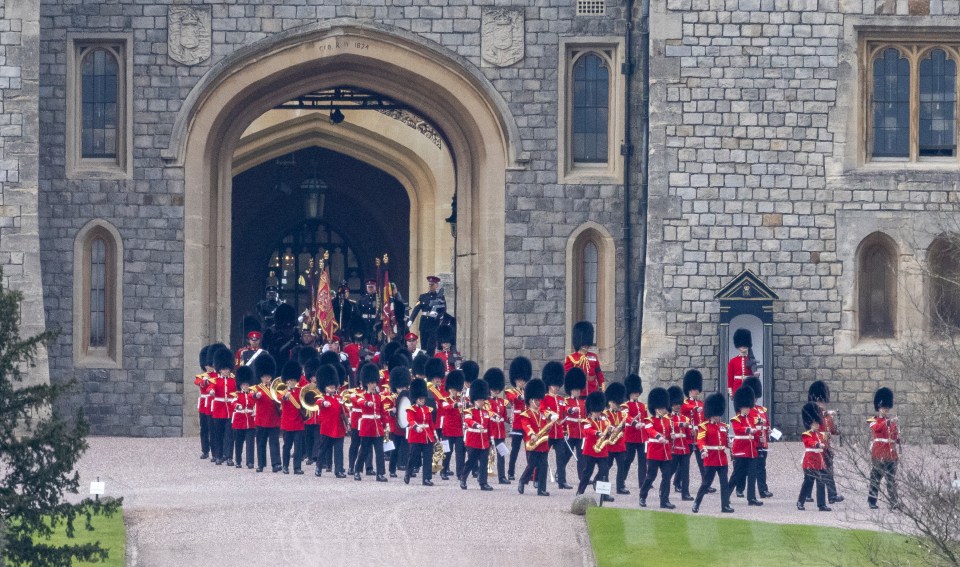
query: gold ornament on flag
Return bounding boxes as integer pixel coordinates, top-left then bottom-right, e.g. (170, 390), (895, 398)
(315, 251), (339, 341)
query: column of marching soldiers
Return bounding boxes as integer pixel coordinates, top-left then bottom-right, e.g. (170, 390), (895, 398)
(194, 320), (902, 513)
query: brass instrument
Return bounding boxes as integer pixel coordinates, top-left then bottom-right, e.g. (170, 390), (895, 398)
(593, 419), (615, 452)
(382, 392), (397, 444)
(524, 410), (558, 451)
(269, 378), (301, 409)
(300, 384), (323, 413)
(432, 439), (445, 473)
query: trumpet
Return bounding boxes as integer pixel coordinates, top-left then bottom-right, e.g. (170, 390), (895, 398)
(300, 384), (324, 413)
(524, 410), (558, 451)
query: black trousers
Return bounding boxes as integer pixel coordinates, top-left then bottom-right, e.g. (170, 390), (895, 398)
(348, 430), (373, 473)
(868, 460), (898, 506)
(694, 465), (731, 509)
(550, 438), (572, 484)
(757, 449), (770, 494)
(210, 417), (230, 461)
(519, 450), (548, 490)
(639, 459), (673, 505)
(442, 434), (465, 478)
(609, 450), (628, 490)
(692, 445), (705, 478)
(355, 435), (386, 475)
(493, 438), (507, 480)
(508, 433), (524, 476)
(199, 413), (211, 456)
(282, 430), (304, 471)
(569, 438), (583, 480)
(730, 456), (758, 500)
(823, 449), (838, 499)
(233, 429), (254, 466)
(799, 469), (826, 508)
(577, 455), (610, 495)
(672, 452), (692, 496)
(623, 442), (646, 489)
(388, 433), (409, 474)
(461, 446), (490, 486)
(256, 426), (280, 469)
(316, 435), (344, 474)
(304, 424), (320, 462)
(407, 442), (433, 482)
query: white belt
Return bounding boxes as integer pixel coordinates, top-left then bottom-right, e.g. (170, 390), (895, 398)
(646, 438), (669, 445)
(466, 427), (487, 433)
(234, 408), (253, 414)
(213, 397), (226, 402)
(200, 392), (213, 398)
(351, 408), (362, 414)
(805, 448), (823, 453)
(733, 435), (753, 440)
(361, 414), (381, 419)
(872, 438), (895, 443)
(671, 433), (686, 439)
(703, 446), (725, 451)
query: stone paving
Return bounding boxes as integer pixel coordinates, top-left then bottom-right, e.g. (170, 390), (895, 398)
(75, 437), (894, 566)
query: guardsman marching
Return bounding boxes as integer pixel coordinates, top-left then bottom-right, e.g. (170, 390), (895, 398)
(194, 345), (215, 460)
(729, 385), (762, 506)
(692, 393), (734, 514)
(404, 378), (437, 486)
(576, 391), (615, 503)
(540, 362), (572, 490)
(622, 374), (647, 493)
(797, 402), (830, 511)
(639, 387), (674, 509)
(314, 364), (348, 478)
(809, 380), (842, 504)
(868, 387), (900, 510)
(506, 357), (532, 480)
(727, 328), (758, 398)
(605, 382), (629, 495)
(563, 321), (605, 396)
(210, 346), (237, 466)
(484, 368), (511, 484)
(668, 385), (694, 501)
(743, 376), (773, 499)
(252, 353), (281, 473)
(681, 370), (707, 492)
(353, 363), (389, 482)
(517, 378), (554, 497)
(357, 279), (379, 344)
(563, 368), (587, 480)
(229, 366), (257, 469)
(438, 369), (466, 480)
(460, 378), (494, 491)
(279, 360), (306, 475)
(408, 275), (446, 355)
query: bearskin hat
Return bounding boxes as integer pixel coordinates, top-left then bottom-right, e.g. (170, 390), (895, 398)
(624, 374), (643, 395)
(802, 402), (823, 430)
(564, 368), (587, 394)
(274, 303), (297, 327)
(444, 369), (465, 392)
(281, 360), (302, 382)
(733, 385), (755, 412)
(235, 365), (255, 386)
(314, 365), (336, 390)
(242, 315), (262, 336)
(388, 352), (411, 372)
(331, 360), (346, 385)
(389, 366), (411, 392)
(412, 353), (429, 376)
(206, 343), (229, 368)
(682, 370), (703, 396)
(303, 357), (321, 380)
(605, 381), (626, 406)
(212, 347), (235, 372)
(359, 363), (380, 386)
(572, 320), (595, 350)
(461, 360), (480, 384)
(668, 385), (685, 408)
(381, 342), (401, 368)
(410, 378), (430, 402)
(808, 380), (830, 403)
(541, 361), (565, 388)
(437, 325), (455, 345)
(199, 344), (211, 371)
(647, 387), (669, 411)
(733, 328), (752, 349)
(524, 378), (547, 401)
(509, 356), (533, 385)
(469, 378), (490, 402)
(743, 376), (763, 400)
(483, 368), (506, 392)
(319, 350), (341, 367)
(254, 352), (276, 380)
(704, 393), (726, 419)
(874, 387), (894, 411)
(424, 357), (446, 380)
(586, 391), (606, 414)
(296, 346), (319, 366)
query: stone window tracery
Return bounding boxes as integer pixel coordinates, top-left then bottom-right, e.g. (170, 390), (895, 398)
(74, 220), (123, 368)
(858, 232), (898, 339)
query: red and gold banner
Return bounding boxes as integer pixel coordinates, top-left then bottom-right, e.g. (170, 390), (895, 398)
(381, 254), (396, 341)
(315, 255), (339, 341)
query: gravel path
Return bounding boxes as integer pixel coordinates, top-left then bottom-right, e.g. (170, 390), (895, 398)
(75, 437), (893, 566)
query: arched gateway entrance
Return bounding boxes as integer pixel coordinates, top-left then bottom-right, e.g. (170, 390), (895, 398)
(164, 20), (521, 432)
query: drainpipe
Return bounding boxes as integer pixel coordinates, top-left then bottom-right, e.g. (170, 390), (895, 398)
(623, 0), (637, 373)
(633, 0), (651, 373)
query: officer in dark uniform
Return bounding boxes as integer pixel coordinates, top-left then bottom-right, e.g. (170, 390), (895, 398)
(357, 279), (379, 344)
(332, 281), (358, 335)
(407, 275), (446, 355)
(256, 285), (283, 328)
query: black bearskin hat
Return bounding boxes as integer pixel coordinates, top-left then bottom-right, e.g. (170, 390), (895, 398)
(509, 357), (533, 385)
(743, 376), (763, 400)
(296, 346), (319, 367)
(318, 364), (339, 390)
(469, 378), (490, 402)
(381, 342), (401, 368)
(461, 360), (480, 384)
(564, 368), (587, 394)
(802, 402), (823, 430)
(437, 325), (455, 345)
(359, 363), (380, 386)
(541, 361), (565, 388)
(235, 365), (255, 386)
(874, 387), (894, 411)
(572, 320), (595, 350)
(586, 391), (606, 414)
(199, 344), (211, 371)
(332, 360), (346, 385)
(319, 350), (341, 367)
(733, 328), (752, 349)
(242, 315), (262, 336)
(274, 303), (296, 327)
(624, 374), (643, 395)
(733, 385), (755, 412)
(424, 358), (446, 380)
(605, 382), (626, 406)
(388, 352), (411, 372)
(412, 353), (429, 376)
(524, 378), (547, 401)
(668, 385), (684, 408)
(254, 353), (276, 380)
(647, 387), (669, 411)
(704, 393), (726, 419)
(410, 378), (430, 402)
(213, 347), (235, 372)
(808, 380), (830, 403)
(389, 366), (411, 391)
(303, 358), (321, 380)
(206, 343), (229, 368)
(444, 369), (465, 392)
(483, 368), (506, 392)
(281, 360), (302, 382)
(682, 370), (703, 396)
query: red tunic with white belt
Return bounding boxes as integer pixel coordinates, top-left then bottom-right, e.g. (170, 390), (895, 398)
(279, 387), (305, 432)
(194, 372), (214, 415)
(357, 392), (386, 438)
(623, 400), (648, 444)
(696, 421), (729, 467)
(563, 351), (605, 395)
(541, 393), (567, 440)
(604, 407), (627, 453)
(406, 405), (436, 444)
(581, 416), (610, 459)
(252, 387), (281, 429)
(730, 414), (758, 459)
(210, 373), (236, 420)
(643, 414), (673, 461)
(463, 407), (491, 450)
(519, 409), (550, 453)
(230, 391), (256, 430)
(564, 397), (585, 440)
(505, 388), (526, 433)
(670, 412), (691, 455)
(347, 388), (364, 431)
(681, 397), (704, 448)
(726, 354), (754, 394)
(488, 397), (508, 441)
(318, 394), (347, 439)
(869, 416), (899, 462)
(439, 395), (464, 438)
(748, 405), (769, 450)
(801, 430), (826, 469)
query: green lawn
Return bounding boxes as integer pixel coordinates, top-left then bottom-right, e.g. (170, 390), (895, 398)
(586, 507), (932, 567)
(32, 509), (126, 567)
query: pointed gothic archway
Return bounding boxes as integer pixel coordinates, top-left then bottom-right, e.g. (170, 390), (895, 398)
(165, 20), (521, 432)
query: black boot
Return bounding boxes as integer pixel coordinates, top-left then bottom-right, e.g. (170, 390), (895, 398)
(518, 482), (526, 494)
(537, 488), (550, 496)
(376, 475), (388, 482)
(692, 501), (701, 513)
(721, 505), (734, 513)
(480, 484), (493, 491)
(499, 477), (511, 485)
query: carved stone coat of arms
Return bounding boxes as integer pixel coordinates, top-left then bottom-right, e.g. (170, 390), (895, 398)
(481, 8), (524, 68)
(168, 6), (211, 66)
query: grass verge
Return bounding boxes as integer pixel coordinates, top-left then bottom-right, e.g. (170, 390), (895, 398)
(31, 507), (126, 567)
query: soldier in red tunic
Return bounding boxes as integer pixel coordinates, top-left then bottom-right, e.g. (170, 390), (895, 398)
(809, 380), (842, 503)
(563, 368), (587, 482)
(797, 402), (831, 511)
(194, 345), (214, 460)
(868, 387), (899, 510)
(692, 393), (734, 514)
(727, 328), (758, 398)
(278, 360), (306, 475)
(506, 357), (532, 480)
(252, 353), (281, 473)
(680, 370), (706, 485)
(313, 364), (348, 478)
(460, 378), (494, 491)
(404, 378), (436, 486)
(564, 321), (605, 396)
(738, 376), (772, 499)
(668, 385), (694, 501)
(621, 374), (647, 491)
(576, 391), (615, 503)
(729, 385), (762, 506)
(604, 382), (629, 495)
(517, 378), (554, 496)
(386, 364), (412, 479)
(433, 326), (461, 375)
(210, 347), (237, 466)
(302, 358), (322, 467)
(438, 369), (466, 481)
(353, 363), (389, 482)
(639, 387), (675, 509)
(484, 368), (511, 484)
(541, 362), (573, 490)
(229, 366), (257, 469)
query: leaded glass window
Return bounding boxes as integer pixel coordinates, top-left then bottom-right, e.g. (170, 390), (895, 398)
(872, 48), (911, 158)
(572, 53), (610, 164)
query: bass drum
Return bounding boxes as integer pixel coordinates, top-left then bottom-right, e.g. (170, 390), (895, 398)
(396, 393), (412, 429)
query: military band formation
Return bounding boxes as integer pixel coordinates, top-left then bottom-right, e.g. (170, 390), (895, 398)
(197, 274), (902, 514)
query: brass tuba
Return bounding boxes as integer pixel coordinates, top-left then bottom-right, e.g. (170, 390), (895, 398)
(267, 377), (285, 404)
(300, 384), (323, 413)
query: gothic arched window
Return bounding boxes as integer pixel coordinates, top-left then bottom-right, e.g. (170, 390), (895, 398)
(74, 220), (123, 367)
(928, 235), (960, 334)
(572, 52), (610, 164)
(858, 233), (898, 339)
